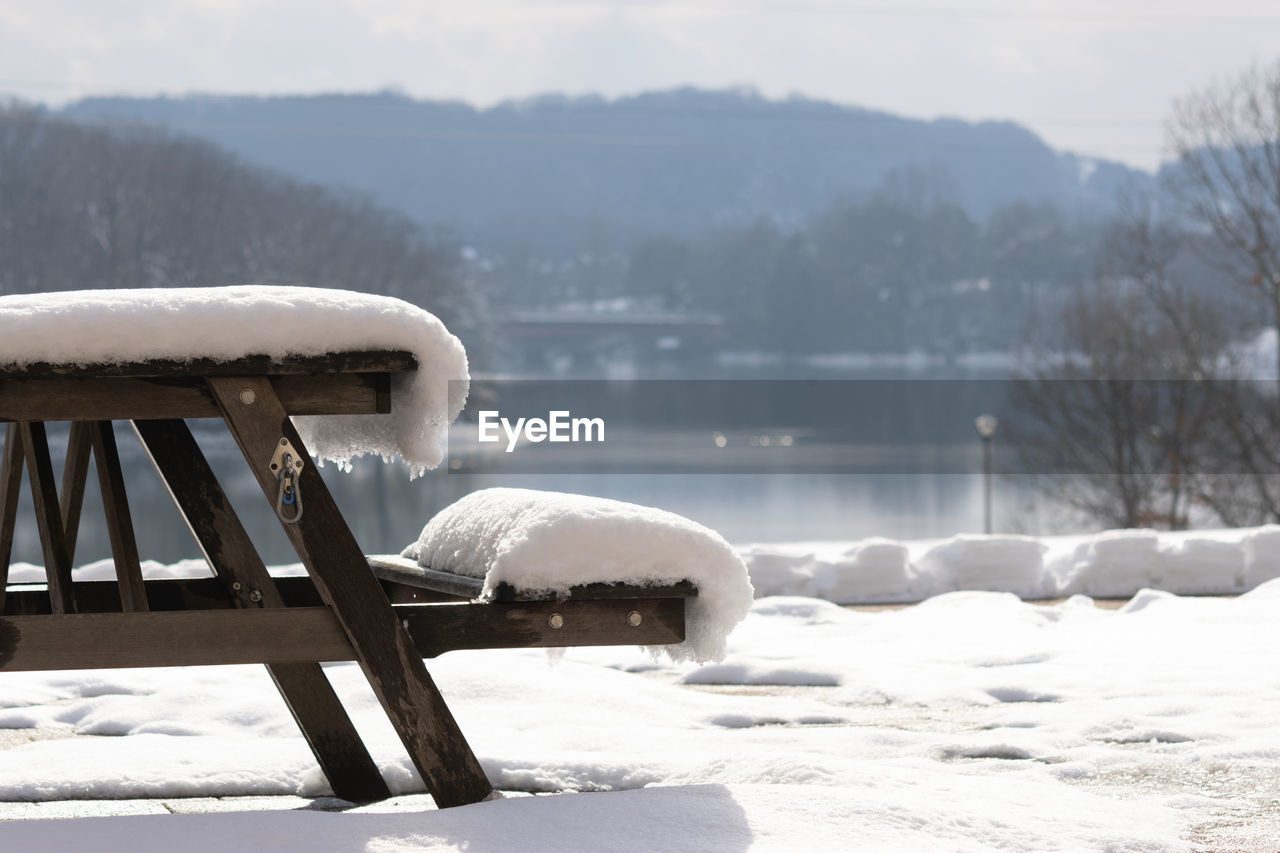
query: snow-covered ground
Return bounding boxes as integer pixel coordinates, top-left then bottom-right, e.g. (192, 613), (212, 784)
(4, 535), (1280, 850)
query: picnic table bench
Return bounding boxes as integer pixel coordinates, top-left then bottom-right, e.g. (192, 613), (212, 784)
(0, 350), (695, 807)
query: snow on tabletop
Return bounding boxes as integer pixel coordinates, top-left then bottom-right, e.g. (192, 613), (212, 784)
(402, 488), (754, 663)
(0, 286), (468, 475)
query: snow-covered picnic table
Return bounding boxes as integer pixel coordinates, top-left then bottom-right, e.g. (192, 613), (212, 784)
(0, 286), (749, 809)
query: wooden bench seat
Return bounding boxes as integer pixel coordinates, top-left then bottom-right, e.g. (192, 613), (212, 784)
(368, 554), (698, 602)
(1, 558), (694, 665)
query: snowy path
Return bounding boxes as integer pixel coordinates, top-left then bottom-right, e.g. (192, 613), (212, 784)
(2, 586), (1280, 850)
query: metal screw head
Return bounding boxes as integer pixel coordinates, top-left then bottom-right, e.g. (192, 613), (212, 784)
(248, 589), (263, 603)
(548, 613), (564, 629)
(627, 611), (643, 627)
(232, 582), (242, 591)
(239, 388), (256, 405)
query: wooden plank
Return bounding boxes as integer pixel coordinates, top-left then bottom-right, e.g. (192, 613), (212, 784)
(1, 350), (416, 381)
(0, 609), (354, 671)
(19, 423), (76, 614)
(0, 422), (24, 609)
(374, 372), (393, 415)
(1, 578), (686, 649)
(133, 417), (390, 803)
(59, 422), (93, 565)
(368, 555), (699, 602)
(0, 598), (685, 672)
(3, 574), (462, 614)
(2, 575), (326, 615)
(87, 422), (148, 613)
(209, 376), (494, 809)
(403, 597), (686, 657)
(0, 373), (388, 422)
(369, 559), (485, 600)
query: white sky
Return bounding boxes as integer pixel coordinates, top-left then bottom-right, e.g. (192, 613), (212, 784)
(2, 0), (1278, 171)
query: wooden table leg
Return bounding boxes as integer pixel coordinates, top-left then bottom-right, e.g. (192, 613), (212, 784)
(0, 422), (25, 610)
(133, 418), (391, 804)
(87, 422), (148, 613)
(59, 422), (92, 566)
(19, 423), (76, 614)
(208, 376), (494, 808)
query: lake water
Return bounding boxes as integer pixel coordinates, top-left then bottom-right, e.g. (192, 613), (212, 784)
(4, 421), (1068, 569)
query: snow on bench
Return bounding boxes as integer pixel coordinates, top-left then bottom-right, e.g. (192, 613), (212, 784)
(399, 488), (755, 663)
(0, 286), (467, 475)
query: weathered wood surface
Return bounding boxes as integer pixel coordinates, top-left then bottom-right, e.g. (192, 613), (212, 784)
(0, 422), (23, 608)
(0, 373), (392, 422)
(0, 597), (687, 667)
(404, 597), (686, 657)
(368, 554), (700, 602)
(2, 574), (474, 614)
(0, 351), (416, 381)
(209, 375), (494, 808)
(89, 421), (149, 613)
(369, 559), (485, 600)
(58, 422), (93, 564)
(0, 609), (354, 670)
(134, 417), (389, 803)
(20, 423), (76, 614)
(1, 576), (321, 614)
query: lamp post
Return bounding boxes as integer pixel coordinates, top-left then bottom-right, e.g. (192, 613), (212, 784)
(974, 414), (998, 535)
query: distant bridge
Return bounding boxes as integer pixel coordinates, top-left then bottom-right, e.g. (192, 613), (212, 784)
(494, 310), (725, 373)
(496, 311), (724, 338)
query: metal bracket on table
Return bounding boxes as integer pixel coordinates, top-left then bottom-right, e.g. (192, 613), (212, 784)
(270, 437), (305, 523)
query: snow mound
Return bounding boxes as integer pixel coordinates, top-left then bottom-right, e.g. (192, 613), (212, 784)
(741, 526), (1280, 604)
(830, 539), (917, 601)
(1158, 536), (1244, 594)
(0, 286), (468, 475)
(917, 535), (1050, 599)
(734, 546), (816, 599)
(403, 488), (754, 663)
(1242, 525), (1280, 589)
(1055, 529), (1161, 598)
(737, 539), (916, 603)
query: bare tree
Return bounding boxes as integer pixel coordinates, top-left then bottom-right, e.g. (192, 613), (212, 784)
(1160, 62), (1280, 523)
(1011, 276), (1217, 529)
(0, 105), (490, 359)
(1166, 60), (1280, 381)
(1013, 188), (1280, 529)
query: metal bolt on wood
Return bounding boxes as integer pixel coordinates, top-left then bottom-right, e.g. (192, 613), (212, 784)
(627, 611), (643, 627)
(548, 613), (564, 629)
(239, 389), (256, 405)
(249, 589), (263, 603)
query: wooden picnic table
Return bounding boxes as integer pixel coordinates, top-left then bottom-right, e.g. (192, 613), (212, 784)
(0, 351), (690, 807)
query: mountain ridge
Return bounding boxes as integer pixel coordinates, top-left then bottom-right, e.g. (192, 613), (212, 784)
(61, 87), (1149, 251)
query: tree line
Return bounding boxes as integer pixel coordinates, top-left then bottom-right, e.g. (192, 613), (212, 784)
(0, 103), (489, 361)
(478, 175), (1104, 360)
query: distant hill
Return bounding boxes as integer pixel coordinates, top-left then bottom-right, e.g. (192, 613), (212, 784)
(62, 88), (1148, 251)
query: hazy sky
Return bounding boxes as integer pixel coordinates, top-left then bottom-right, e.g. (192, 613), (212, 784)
(2, 0), (1278, 171)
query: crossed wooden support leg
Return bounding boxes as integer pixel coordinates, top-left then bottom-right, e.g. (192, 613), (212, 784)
(134, 418), (391, 804)
(208, 376), (494, 807)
